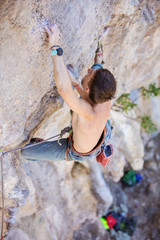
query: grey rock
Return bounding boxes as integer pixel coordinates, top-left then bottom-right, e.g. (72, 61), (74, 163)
(6, 228), (30, 240)
(0, 0), (160, 239)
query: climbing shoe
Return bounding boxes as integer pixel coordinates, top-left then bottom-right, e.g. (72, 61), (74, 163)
(30, 138), (44, 144)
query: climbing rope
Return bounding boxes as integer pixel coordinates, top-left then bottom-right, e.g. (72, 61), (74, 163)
(0, 151), (4, 240)
(0, 126), (72, 239)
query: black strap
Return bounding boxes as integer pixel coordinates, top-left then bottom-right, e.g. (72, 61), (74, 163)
(50, 45), (61, 50)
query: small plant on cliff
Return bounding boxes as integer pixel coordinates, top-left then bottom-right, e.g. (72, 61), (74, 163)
(140, 115), (157, 133)
(116, 93), (137, 113)
(112, 83), (159, 133)
(141, 83), (160, 98)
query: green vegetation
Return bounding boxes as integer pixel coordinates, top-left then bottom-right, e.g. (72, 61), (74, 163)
(113, 83), (159, 133)
(116, 93), (137, 113)
(141, 83), (160, 99)
(140, 115), (157, 133)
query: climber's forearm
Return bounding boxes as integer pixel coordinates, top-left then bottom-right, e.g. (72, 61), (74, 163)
(67, 70), (86, 98)
(70, 76), (79, 87)
(52, 55), (72, 93)
(74, 84), (86, 98)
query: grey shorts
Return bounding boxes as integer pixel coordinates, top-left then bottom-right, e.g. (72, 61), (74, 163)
(21, 120), (112, 162)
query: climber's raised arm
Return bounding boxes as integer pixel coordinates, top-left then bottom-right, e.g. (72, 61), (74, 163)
(44, 24), (94, 119)
(44, 24), (72, 93)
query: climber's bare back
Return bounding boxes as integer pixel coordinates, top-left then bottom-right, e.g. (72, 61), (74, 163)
(71, 100), (111, 153)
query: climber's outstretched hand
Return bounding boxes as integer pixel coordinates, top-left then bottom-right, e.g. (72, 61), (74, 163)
(44, 24), (61, 48)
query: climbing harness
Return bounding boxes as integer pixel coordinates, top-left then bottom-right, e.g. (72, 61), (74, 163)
(0, 126), (72, 239)
(65, 127), (113, 166)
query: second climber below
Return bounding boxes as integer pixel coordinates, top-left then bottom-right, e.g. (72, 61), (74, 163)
(21, 23), (117, 166)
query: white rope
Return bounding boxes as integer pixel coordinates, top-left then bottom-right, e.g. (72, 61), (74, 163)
(0, 151), (4, 240)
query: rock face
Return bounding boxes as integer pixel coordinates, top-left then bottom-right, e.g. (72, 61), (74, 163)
(0, 0), (160, 239)
(110, 110), (144, 170)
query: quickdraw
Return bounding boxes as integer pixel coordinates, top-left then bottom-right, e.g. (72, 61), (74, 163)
(57, 126), (72, 146)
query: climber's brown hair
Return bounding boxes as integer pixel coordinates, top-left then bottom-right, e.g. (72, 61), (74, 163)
(88, 68), (117, 104)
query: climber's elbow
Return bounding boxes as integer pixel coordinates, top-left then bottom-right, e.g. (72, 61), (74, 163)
(58, 84), (73, 96)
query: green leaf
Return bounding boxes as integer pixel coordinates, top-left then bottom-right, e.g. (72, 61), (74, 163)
(141, 83), (160, 99)
(116, 93), (137, 113)
(140, 115), (157, 133)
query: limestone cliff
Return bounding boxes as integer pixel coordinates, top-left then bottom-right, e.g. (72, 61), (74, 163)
(0, 0), (160, 239)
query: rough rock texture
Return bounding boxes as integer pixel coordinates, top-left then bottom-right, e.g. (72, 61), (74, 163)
(110, 110), (144, 170)
(106, 133), (160, 240)
(0, 0), (160, 239)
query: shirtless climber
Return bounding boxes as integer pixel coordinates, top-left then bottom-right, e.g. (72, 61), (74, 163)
(21, 23), (117, 166)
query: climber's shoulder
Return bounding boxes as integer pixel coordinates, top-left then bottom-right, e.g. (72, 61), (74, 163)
(60, 88), (95, 120)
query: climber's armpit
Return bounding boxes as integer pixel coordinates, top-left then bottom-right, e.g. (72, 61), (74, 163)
(60, 88), (94, 120)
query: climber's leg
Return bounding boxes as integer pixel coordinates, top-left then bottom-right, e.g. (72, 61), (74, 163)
(91, 42), (104, 70)
(21, 138), (69, 162)
(94, 53), (103, 64)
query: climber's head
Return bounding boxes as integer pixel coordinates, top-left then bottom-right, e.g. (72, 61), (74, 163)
(81, 68), (117, 104)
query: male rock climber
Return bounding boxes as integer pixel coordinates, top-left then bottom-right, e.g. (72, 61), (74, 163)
(21, 23), (117, 166)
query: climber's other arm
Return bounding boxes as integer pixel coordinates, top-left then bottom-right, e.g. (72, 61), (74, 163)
(67, 68), (86, 99)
